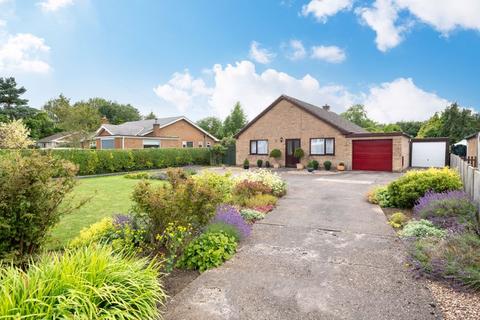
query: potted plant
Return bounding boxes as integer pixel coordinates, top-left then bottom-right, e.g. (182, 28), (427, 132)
(323, 160), (332, 171)
(265, 160), (271, 168)
(337, 161), (345, 171)
(243, 159), (250, 170)
(294, 148), (305, 169)
(257, 159), (263, 168)
(307, 161), (315, 173)
(311, 159), (319, 170)
(269, 149), (282, 169)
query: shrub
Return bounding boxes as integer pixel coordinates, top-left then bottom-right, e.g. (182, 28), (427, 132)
(367, 186), (393, 207)
(244, 194), (278, 208)
(323, 160), (332, 170)
(0, 246), (165, 319)
(69, 217), (116, 248)
(243, 158), (250, 168)
(240, 209), (265, 222)
(388, 212), (408, 228)
(414, 191), (479, 234)
(265, 160), (271, 168)
(399, 219), (447, 238)
(253, 205), (275, 213)
(124, 171), (150, 179)
(387, 168), (462, 208)
(205, 222), (241, 242)
(192, 171), (235, 203)
(0, 152), (77, 264)
(257, 159), (263, 167)
(269, 149), (281, 159)
(166, 167), (189, 188)
(294, 148), (304, 160)
(234, 179), (272, 199)
(410, 233), (480, 290)
(236, 169), (287, 197)
(156, 222), (193, 272)
(310, 160), (319, 170)
(132, 178), (224, 239)
(178, 232), (237, 272)
(213, 205), (251, 239)
(8, 148), (211, 176)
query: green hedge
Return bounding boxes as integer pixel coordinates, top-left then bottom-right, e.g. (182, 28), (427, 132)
(0, 148), (211, 176)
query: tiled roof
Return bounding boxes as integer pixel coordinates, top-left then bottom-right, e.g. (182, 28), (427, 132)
(101, 116), (183, 136)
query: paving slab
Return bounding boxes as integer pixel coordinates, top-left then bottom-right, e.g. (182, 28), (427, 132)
(165, 171), (441, 320)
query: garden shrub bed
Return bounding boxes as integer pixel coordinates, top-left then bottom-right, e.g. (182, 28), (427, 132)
(0, 148), (211, 176)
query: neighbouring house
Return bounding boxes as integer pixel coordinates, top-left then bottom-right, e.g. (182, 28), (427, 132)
(235, 95), (411, 172)
(94, 116), (218, 150)
(464, 132), (479, 166)
(37, 132), (75, 149)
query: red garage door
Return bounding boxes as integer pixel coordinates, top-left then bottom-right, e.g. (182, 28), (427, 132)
(352, 139), (393, 171)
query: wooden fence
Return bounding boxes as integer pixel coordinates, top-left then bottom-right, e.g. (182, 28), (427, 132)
(450, 154), (480, 205)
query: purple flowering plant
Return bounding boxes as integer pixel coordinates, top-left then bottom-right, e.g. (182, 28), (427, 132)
(213, 205), (251, 239)
(413, 190), (469, 216)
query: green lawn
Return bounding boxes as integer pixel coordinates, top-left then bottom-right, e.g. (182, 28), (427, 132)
(48, 175), (165, 249)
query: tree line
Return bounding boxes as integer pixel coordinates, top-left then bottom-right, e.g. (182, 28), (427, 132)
(340, 104), (480, 144)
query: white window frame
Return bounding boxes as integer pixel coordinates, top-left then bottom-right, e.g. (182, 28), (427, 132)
(310, 138), (335, 156)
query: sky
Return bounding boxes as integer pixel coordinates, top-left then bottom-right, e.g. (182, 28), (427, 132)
(1, 0), (479, 124)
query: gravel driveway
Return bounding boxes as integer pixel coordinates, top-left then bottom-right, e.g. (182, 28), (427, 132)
(166, 171), (442, 320)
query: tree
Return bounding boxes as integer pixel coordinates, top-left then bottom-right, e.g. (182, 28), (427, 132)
(64, 102), (101, 145)
(89, 98), (141, 124)
(24, 112), (59, 140)
(340, 104), (379, 131)
(0, 119), (34, 149)
(0, 77), (28, 111)
(43, 94), (72, 125)
(197, 116), (223, 138)
(395, 121), (424, 137)
(144, 111), (157, 120)
(223, 102), (247, 137)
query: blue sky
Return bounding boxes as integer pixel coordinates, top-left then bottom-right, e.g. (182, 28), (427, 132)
(1, 0), (479, 123)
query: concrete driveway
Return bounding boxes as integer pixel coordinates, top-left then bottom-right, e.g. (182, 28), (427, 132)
(166, 171), (441, 320)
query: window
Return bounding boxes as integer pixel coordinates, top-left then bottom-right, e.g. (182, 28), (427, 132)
(143, 140), (160, 149)
(182, 141), (194, 148)
(206, 142), (211, 148)
(310, 138), (335, 155)
(250, 140), (268, 155)
(101, 138), (114, 149)
(198, 141), (203, 148)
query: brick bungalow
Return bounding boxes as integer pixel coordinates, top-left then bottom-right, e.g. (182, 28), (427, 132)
(235, 95), (410, 172)
(94, 116), (218, 150)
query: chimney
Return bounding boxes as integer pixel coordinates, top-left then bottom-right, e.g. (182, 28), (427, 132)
(322, 105), (330, 111)
(101, 116), (109, 124)
(152, 118), (160, 136)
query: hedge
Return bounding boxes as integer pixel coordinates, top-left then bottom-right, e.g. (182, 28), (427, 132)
(0, 148), (211, 176)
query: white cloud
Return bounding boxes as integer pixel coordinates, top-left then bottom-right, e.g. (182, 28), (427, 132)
(363, 78), (449, 123)
(311, 45), (346, 63)
(153, 71), (213, 112)
(38, 0), (74, 12)
(286, 39), (307, 60)
(302, 0), (354, 23)
(0, 33), (51, 73)
(154, 60), (355, 119)
(356, 0), (407, 52)
(248, 41), (275, 64)
(395, 0), (480, 33)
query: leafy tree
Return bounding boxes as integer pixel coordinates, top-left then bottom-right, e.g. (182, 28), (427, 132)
(89, 98), (141, 124)
(0, 119), (34, 149)
(144, 111), (157, 120)
(381, 123), (402, 133)
(417, 103), (480, 143)
(24, 112), (60, 140)
(43, 94), (72, 125)
(395, 121), (424, 137)
(341, 104), (378, 130)
(0, 77), (28, 111)
(223, 102), (247, 137)
(197, 116), (223, 138)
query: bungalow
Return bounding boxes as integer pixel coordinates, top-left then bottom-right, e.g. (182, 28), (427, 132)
(37, 132), (75, 149)
(235, 95), (411, 172)
(94, 116), (218, 150)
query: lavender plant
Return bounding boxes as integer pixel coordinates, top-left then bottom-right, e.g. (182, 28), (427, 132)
(213, 205), (251, 239)
(413, 190), (469, 215)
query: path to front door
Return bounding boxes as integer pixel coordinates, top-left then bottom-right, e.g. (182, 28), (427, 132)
(166, 171), (441, 320)
(285, 139), (301, 168)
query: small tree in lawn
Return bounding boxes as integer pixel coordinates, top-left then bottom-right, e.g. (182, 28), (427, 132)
(0, 119), (34, 149)
(0, 152), (78, 264)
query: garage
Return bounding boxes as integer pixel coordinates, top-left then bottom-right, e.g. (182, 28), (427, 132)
(352, 139), (393, 171)
(410, 138), (449, 168)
